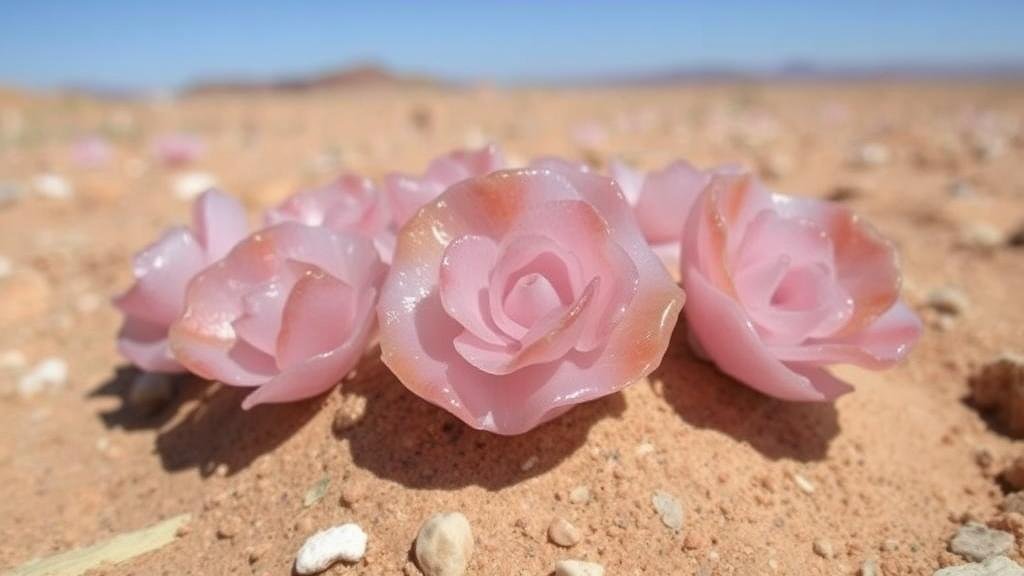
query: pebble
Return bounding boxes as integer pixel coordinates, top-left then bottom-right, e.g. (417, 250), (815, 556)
(949, 522), (1014, 562)
(968, 354), (1024, 438)
(1001, 492), (1024, 515)
(127, 372), (175, 415)
(568, 485), (591, 505)
(554, 559), (605, 576)
(32, 173), (74, 200)
(851, 143), (891, 168)
(927, 286), (970, 316)
(651, 490), (685, 532)
(18, 357), (68, 397)
(521, 455), (538, 471)
(949, 180), (976, 198)
(331, 395), (368, 432)
(548, 517), (582, 547)
(0, 181), (22, 206)
(792, 473), (816, 494)
(934, 555), (1024, 575)
(862, 559), (880, 576)
(415, 512), (474, 576)
(173, 171), (217, 201)
(0, 255), (11, 279)
(294, 523), (368, 574)
(959, 223), (1005, 251)
(813, 538), (835, 559)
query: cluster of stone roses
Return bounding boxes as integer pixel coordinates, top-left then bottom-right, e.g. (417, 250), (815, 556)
(115, 144), (921, 435)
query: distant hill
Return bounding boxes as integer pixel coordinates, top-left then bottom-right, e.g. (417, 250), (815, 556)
(183, 64), (444, 96)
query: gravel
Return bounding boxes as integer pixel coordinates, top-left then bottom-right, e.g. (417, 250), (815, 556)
(949, 523), (1014, 562)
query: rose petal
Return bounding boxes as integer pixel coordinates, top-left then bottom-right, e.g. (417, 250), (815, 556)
(114, 227), (205, 326)
(193, 189), (249, 260)
(769, 301), (922, 368)
(684, 267), (850, 401)
(438, 235), (508, 346)
(116, 317), (184, 373)
(275, 269), (356, 371)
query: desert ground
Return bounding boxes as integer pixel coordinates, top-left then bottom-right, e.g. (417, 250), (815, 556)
(1, 81), (1023, 575)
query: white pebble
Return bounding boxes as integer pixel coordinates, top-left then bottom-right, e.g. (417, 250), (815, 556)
(173, 171), (217, 201)
(652, 490), (685, 531)
(792, 473), (816, 494)
(0, 255), (11, 279)
(32, 173), (73, 200)
(18, 357), (68, 397)
(415, 512), (473, 576)
(521, 455), (538, 471)
(568, 485), (591, 505)
(294, 523), (367, 575)
(555, 559), (605, 576)
(851, 143), (890, 168)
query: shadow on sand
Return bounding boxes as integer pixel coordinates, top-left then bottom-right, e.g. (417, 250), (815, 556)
(334, 354), (626, 491)
(90, 364), (321, 477)
(652, 325), (840, 462)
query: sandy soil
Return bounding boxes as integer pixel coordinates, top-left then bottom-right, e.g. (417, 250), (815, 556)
(1, 82), (1023, 575)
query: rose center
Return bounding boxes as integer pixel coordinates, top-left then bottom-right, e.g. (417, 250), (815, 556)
(503, 272), (565, 329)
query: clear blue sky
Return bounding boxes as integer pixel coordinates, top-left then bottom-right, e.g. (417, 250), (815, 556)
(2, 1), (1022, 91)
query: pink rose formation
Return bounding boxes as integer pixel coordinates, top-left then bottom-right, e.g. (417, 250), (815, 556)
(153, 133), (205, 167)
(383, 144), (505, 226)
(114, 190), (248, 372)
(169, 223), (386, 409)
(265, 174), (395, 262)
(681, 170), (922, 400)
(378, 162), (684, 434)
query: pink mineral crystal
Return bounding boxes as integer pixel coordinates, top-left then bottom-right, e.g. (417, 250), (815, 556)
(169, 223), (386, 408)
(680, 170), (922, 400)
(378, 162), (684, 434)
(114, 190), (248, 372)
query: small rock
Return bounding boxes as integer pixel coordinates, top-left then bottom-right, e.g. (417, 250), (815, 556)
(1009, 223), (1024, 247)
(651, 490), (684, 532)
(934, 555), (1024, 576)
(959, 223), (1005, 251)
(1001, 492), (1024, 515)
(0, 181), (22, 206)
(521, 455), (538, 471)
(949, 522), (1014, 562)
(949, 180), (976, 198)
(32, 173), (73, 200)
(331, 395), (368, 432)
(969, 354), (1024, 438)
(173, 171), (217, 201)
(303, 477), (330, 507)
(568, 485), (591, 505)
(813, 538), (835, 559)
(18, 357), (68, 397)
(0, 255), (11, 279)
(792, 473), (816, 494)
(294, 523), (368, 574)
(851, 143), (890, 168)
(415, 512), (473, 576)
(127, 372), (175, 415)
(927, 286), (970, 316)
(548, 517), (582, 548)
(554, 559), (605, 576)
(862, 559), (880, 576)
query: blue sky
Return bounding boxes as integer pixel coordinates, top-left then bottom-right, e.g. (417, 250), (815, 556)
(1, 1), (1023, 90)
